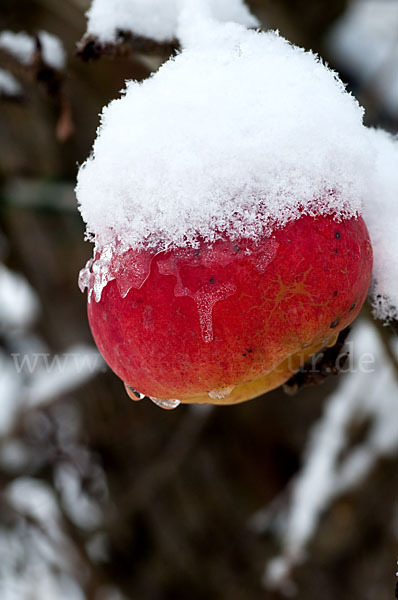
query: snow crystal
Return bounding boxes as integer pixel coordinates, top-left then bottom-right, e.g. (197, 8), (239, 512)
(85, 0), (258, 44)
(0, 30), (66, 70)
(327, 0), (398, 118)
(364, 128), (398, 322)
(77, 19), (374, 302)
(0, 68), (22, 97)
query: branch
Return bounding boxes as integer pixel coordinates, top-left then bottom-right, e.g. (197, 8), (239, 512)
(283, 326), (351, 395)
(77, 32), (178, 62)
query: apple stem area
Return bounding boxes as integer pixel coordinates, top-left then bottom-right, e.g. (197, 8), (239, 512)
(282, 327), (351, 394)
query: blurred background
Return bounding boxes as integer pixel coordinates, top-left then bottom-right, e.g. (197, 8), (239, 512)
(0, 1), (397, 599)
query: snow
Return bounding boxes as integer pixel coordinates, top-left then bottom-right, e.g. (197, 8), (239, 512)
(77, 18), (374, 301)
(23, 344), (105, 407)
(0, 68), (22, 97)
(252, 320), (398, 593)
(0, 30), (66, 70)
(0, 533), (85, 600)
(1, 478), (85, 600)
(364, 128), (398, 322)
(54, 463), (104, 530)
(0, 264), (40, 436)
(85, 0), (258, 44)
(0, 31), (34, 65)
(0, 263), (39, 330)
(7, 477), (60, 521)
(1, 340), (103, 437)
(0, 351), (22, 437)
(0, 259), (103, 436)
(38, 30), (66, 70)
(0, 440), (30, 473)
(327, 0), (398, 118)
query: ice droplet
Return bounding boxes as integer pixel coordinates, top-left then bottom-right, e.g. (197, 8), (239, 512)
(79, 246), (158, 302)
(79, 247), (114, 302)
(193, 284), (236, 343)
(78, 259), (93, 293)
(208, 385), (234, 400)
(149, 397), (181, 410)
(158, 249), (236, 343)
(113, 249), (155, 298)
(249, 238), (279, 273)
(124, 383), (145, 401)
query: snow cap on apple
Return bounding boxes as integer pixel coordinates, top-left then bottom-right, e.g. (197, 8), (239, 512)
(76, 5), (378, 407)
(363, 128), (398, 323)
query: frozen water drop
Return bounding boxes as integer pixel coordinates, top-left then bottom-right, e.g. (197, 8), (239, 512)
(194, 283), (236, 343)
(78, 246), (159, 303)
(158, 250), (236, 343)
(208, 385), (234, 400)
(78, 260), (93, 293)
(79, 250), (114, 302)
(113, 249), (156, 297)
(250, 238), (279, 273)
(124, 383), (145, 401)
(149, 397), (181, 410)
(115, 277), (133, 299)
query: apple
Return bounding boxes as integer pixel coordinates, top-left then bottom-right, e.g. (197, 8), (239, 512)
(86, 213), (372, 407)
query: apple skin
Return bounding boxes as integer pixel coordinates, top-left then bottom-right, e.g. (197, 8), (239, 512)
(87, 215), (372, 404)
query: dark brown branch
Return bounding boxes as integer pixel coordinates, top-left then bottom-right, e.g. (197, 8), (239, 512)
(283, 326), (351, 395)
(0, 39), (73, 142)
(77, 32), (178, 62)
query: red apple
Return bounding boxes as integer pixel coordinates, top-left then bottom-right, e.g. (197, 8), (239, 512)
(86, 214), (372, 406)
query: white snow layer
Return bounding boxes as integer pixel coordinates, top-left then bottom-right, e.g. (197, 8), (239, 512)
(85, 0), (258, 43)
(327, 0), (398, 117)
(0, 68), (22, 97)
(77, 25), (372, 258)
(0, 30), (66, 70)
(364, 128), (398, 322)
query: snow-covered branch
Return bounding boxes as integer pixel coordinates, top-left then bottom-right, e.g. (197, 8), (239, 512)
(78, 0), (258, 59)
(251, 320), (398, 594)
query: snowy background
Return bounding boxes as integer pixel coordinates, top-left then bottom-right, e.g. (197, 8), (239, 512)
(0, 1), (397, 599)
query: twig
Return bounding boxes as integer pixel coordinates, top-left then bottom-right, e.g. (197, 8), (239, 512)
(77, 32), (178, 61)
(283, 326), (351, 395)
